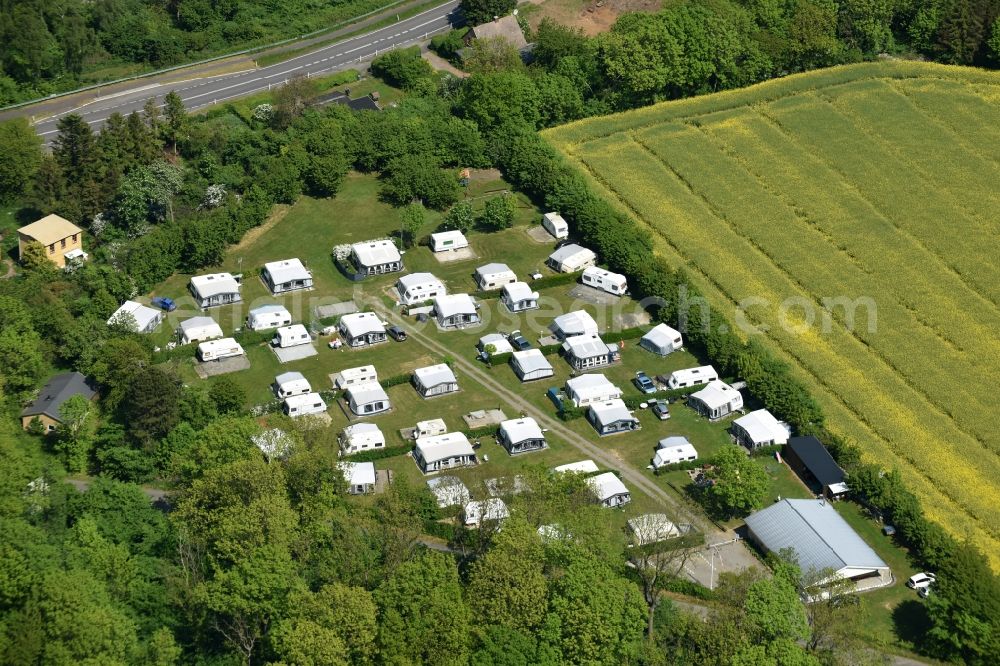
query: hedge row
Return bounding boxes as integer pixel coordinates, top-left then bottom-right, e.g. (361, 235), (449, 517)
(343, 443), (413, 463)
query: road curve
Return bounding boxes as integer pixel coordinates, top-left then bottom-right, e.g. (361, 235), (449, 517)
(28, 1), (461, 141)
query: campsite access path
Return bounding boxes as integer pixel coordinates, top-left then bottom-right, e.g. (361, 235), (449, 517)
(377, 306), (760, 584)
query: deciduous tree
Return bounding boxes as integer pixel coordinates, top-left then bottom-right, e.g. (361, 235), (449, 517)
(0, 118), (42, 203)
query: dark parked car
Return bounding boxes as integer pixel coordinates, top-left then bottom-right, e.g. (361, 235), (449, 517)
(388, 325), (407, 341)
(151, 296), (176, 312)
(508, 330), (531, 350)
(634, 371), (656, 394)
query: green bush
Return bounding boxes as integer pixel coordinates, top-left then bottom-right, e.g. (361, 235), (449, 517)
(370, 46), (434, 90)
(344, 444), (413, 462)
(429, 28), (468, 60)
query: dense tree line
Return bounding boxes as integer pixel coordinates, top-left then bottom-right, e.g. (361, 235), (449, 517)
(0, 0), (397, 104)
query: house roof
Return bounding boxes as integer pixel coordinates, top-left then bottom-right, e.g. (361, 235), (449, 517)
(475, 263), (515, 279)
(397, 272), (444, 291)
(690, 380), (741, 411)
(352, 239), (401, 266)
(500, 417), (544, 443)
(427, 476), (470, 507)
(548, 244), (595, 266)
(434, 293), (477, 318)
(416, 432), (475, 463)
(566, 373), (620, 399)
(734, 409), (788, 444)
(641, 323), (683, 349)
(587, 472), (629, 501)
(18, 214), (82, 245)
(551, 310), (599, 337)
(479, 333), (514, 355)
(553, 459), (600, 474)
(562, 334), (610, 359)
(108, 300), (161, 332)
(745, 499), (888, 575)
(179, 316), (222, 334)
(342, 422), (385, 445)
(21, 372), (97, 421)
(340, 312), (386, 338)
(339, 461), (377, 487)
(469, 15), (528, 49)
(275, 371), (309, 388)
(503, 281), (538, 302)
(264, 258), (310, 284)
(190, 273), (241, 298)
(346, 381), (389, 405)
(589, 399), (635, 426)
(787, 436), (845, 488)
(414, 363), (457, 388)
(512, 349), (552, 374)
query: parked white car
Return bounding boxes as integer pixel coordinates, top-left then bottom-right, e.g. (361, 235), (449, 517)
(906, 572), (936, 590)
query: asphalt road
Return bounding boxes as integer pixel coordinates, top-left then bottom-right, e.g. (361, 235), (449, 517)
(28, 0), (461, 140)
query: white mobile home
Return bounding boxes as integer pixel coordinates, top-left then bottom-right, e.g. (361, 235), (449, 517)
(474, 263), (517, 291)
(262, 258), (312, 294)
(246, 304), (292, 331)
(553, 459), (600, 475)
(197, 338), (244, 362)
(334, 365), (378, 390)
(640, 323), (683, 356)
(108, 300), (163, 334)
(478, 333), (514, 357)
(339, 422), (386, 455)
(273, 371), (311, 399)
(665, 365), (719, 390)
(415, 418), (447, 438)
(652, 436), (698, 469)
(549, 310), (599, 340)
(412, 364), (459, 398)
(338, 461), (376, 495)
(283, 392), (327, 417)
(587, 399), (640, 436)
(345, 381), (390, 416)
(565, 374), (622, 408)
(732, 409), (790, 450)
(628, 514), (682, 546)
(688, 380), (744, 420)
(510, 349), (554, 382)
(542, 212), (569, 239)
(351, 239), (403, 275)
(501, 282), (539, 312)
(430, 230), (469, 253)
(427, 476), (471, 507)
(414, 432), (477, 473)
(272, 324), (311, 348)
(562, 334), (618, 372)
(179, 316), (223, 345)
(587, 472), (631, 508)
(433, 294), (480, 329)
(396, 272), (446, 306)
(498, 417), (546, 455)
(581, 267), (627, 296)
(189, 273), (242, 309)
(339, 312), (387, 347)
(463, 498), (510, 527)
(546, 244), (596, 273)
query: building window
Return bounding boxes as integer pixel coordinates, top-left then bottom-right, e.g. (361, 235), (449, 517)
(61, 238), (66, 248)
(49, 244), (55, 254)
(72, 234), (78, 242)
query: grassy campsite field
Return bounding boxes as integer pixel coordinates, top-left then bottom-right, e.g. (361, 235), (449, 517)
(544, 62), (1000, 570)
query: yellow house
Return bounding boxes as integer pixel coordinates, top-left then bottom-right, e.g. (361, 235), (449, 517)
(17, 214), (87, 268)
(20, 372), (98, 434)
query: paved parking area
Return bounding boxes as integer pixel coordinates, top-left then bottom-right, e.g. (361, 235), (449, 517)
(526, 226), (556, 243)
(433, 247), (477, 263)
(194, 356), (251, 378)
(568, 284), (622, 306)
(272, 344), (318, 363)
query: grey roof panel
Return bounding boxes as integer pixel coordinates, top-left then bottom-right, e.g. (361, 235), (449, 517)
(20, 372), (97, 421)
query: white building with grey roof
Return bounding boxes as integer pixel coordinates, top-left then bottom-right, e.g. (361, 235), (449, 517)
(351, 239), (403, 275)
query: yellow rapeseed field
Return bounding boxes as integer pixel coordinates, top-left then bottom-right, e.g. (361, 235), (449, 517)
(546, 62), (1000, 570)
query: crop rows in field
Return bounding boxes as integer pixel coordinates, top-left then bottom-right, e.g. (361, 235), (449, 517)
(545, 63), (1000, 569)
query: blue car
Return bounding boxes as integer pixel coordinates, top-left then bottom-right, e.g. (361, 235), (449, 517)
(151, 296), (176, 312)
(634, 371), (656, 394)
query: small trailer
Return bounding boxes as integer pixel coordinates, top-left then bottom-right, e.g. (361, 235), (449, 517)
(581, 266), (628, 296)
(542, 212), (569, 239)
(246, 305), (292, 331)
(197, 338), (245, 362)
(283, 392), (328, 417)
(273, 371), (312, 399)
(272, 324), (311, 348)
